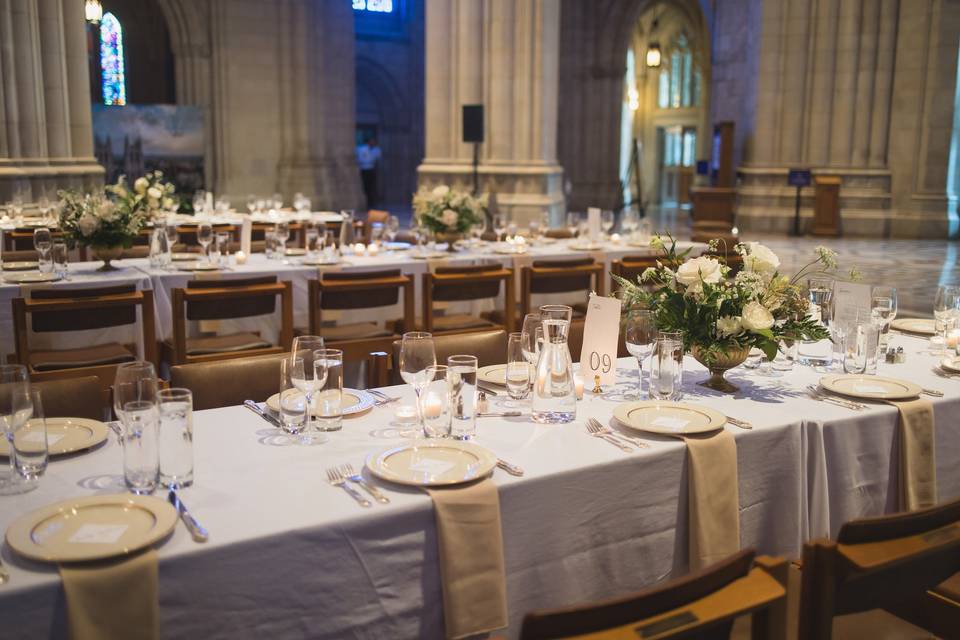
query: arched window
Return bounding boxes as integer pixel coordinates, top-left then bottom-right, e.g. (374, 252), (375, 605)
(657, 34), (699, 110)
(100, 12), (126, 106)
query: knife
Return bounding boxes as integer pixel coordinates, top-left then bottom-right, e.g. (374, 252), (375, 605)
(477, 411), (524, 417)
(244, 399), (281, 427)
(477, 382), (506, 397)
(167, 490), (209, 543)
(496, 459), (525, 476)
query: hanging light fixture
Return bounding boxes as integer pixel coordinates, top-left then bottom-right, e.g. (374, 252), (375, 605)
(646, 12), (661, 68)
(85, 0), (103, 23)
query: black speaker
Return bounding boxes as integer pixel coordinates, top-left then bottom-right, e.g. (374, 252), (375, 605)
(462, 105), (484, 143)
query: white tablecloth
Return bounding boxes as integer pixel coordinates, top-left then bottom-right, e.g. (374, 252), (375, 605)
(1, 336), (957, 638)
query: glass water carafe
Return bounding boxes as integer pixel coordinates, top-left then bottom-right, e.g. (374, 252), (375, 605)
(532, 305), (576, 423)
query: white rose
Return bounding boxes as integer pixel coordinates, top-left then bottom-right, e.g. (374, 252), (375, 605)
(740, 301), (774, 332)
(716, 315), (742, 337)
(134, 177), (149, 194)
(78, 212), (99, 236)
(743, 242), (780, 275)
(97, 200), (117, 221)
(432, 185), (450, 197)
(441, 209), (458, 227)
(162, 197), (175, 210)
(675, 256), (723, 286)
(147, 186), (162, 200)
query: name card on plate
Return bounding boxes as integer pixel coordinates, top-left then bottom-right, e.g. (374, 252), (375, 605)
(579, 293), (622, 385)
(833, 281), (872, 329)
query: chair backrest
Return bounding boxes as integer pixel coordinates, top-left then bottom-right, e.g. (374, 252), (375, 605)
(2, 249), (40, 262)
(522, 258), (604, 317)
(28, 284), (139, 332)
(316, 269), (406, 309)
(521, 549), (788, 640)
(389, 329), (508, 385)
(31, 375), (106, 420)
(184, 275), (278, 320)
(544, 228), (575, 239)
(430, 263), (505, 301)
(170, 352), (289, 410)
(798, 496), (960, 639)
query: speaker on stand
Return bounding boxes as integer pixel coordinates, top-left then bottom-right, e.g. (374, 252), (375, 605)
(462, 105), (484, 196)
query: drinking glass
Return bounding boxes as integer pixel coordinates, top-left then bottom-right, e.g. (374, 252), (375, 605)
(265, 230), (277, 259)
(157, 388), (194, 489)
(601, 210), (615, 237)
(34, 227), (52, 272)
(52, 242), (68, 280)
(312, 348), (341, 432)
(493, 213), (507, 242)
(369, 222), (384, 246)
(197, 223), (213, 263)
(621, 208), (639, 238)
(0, 365), (32, 494)
(658, 330), (684, 397)
(743, 348), (763, 369)
(304, 221), (320, 256)
(165, 220), (179, 256)
(625, 309), (657, 399)
(275, 221), (290, 258)
(215, 232), (231, 264)
(807, 278), (834, 324)
(247, 194), (257, 215)
(447, 355), (478, 439)
(13, 389), (47, 482)
(290, 335), (326, 431)
(399, 331), (437, 437)
(566, 212), (580, 238)
(871, 296), (894, 353)
(506, 332), (531, 402)
(772, 340), (798, 371)
(278, 357), (309, 435)
(420, 366), (452, 438)
(843, 311), (879, 374)
(650, 338), (678, 400)
(934, 285), (960, 342)
(272, 192), (283, 210)
(386, 215), (400, 243)
(113, 361), (158, 423)
(121, 400), (159, 495)
(192, 191), (206, 215)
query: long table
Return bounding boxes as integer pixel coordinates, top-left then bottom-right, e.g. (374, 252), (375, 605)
(1, 334), (957, 638)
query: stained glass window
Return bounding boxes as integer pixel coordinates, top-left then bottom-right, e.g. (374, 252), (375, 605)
(353, 0), (394, 12)
(100, 12), (126, 106)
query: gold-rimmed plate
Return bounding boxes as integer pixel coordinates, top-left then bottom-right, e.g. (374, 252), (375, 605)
(613, 401), (727, 435)
(176, 262), (220, 272)
(410, 252), (449, 260)
(3, 272), (61, 283)
(265, 388), (376, 417)
(568, 241), (604, 251)
(890, 318), (936, 336)
(819, 374), (921, 400)
(6, 494), (177, 563)
(940, 357), (960, 374)
(170, 252), (198, 262)
(284, 248), (307, 257)
(1, 261), (40, 271)
(0, 417), (108, 457)
(477, 363), (534, 386)
(301, 258), (341, 266)
(366, 440), (497, 487)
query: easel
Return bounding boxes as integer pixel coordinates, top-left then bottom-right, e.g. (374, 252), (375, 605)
(617, 138), (645, 218)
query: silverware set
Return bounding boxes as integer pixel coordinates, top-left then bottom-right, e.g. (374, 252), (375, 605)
(726, 417), (753, 430)
(167, 490), (209, 543)
(243, 400), (281, 427)
(368, 389), (400, 406)
(326, 464), (389, 507)
(0, 555), (9, 585)
(496, 459), (524, 476)
(934, 368), (960, 380)
(805, 385), (867, 411)
(478, 411), (523, 417)
(921, 387), (944, 398)
(586, 418), (648, 451)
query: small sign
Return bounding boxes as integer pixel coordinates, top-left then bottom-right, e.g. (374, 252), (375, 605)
(788, 169), (812, 187)
(832, 281), (872, 331)
(579, 293), (622, 386)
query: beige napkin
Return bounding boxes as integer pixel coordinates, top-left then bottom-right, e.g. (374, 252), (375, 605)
(59, 549), (159, 640)
(684, 429), (740, 571)
(888, 398), (937, 511)
(425, 479), (508, 639)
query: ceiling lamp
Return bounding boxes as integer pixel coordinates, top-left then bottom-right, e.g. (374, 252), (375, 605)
(645, 42), (662, 68)
(85, 0), (103, 23)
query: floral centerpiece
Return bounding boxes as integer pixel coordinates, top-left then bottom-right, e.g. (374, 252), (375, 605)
(412, 185), (485, 250)
(614, 236), (852, 392)
(58, 171), (177, 270)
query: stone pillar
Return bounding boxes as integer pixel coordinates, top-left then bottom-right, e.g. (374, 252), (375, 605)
(419, 0), (564, 224)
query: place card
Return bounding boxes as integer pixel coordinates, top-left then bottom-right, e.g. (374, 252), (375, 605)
(579, 293), (622, 386)
(22, 431), (63, 446)
(69, 523), (129, 544)
(853, 384), (887, 394)
(832, 280), (872, 330)
(409, 459), (456, 476)
(651, 416), (689, 431)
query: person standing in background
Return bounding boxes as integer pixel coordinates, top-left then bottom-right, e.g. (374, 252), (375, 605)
(356, 137), (382, 209)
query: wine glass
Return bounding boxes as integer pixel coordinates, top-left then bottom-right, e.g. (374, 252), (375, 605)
(246, 195), (257, 215)
(197, 223), (214, 264)
(934, 285), (960, 349)
(275, 221), (290, 259)
(0, 364), (34, 495)
(386, 215), (400, 244)
(520, 313), (542, 366)
(272, 193), (283, 210)
(621, 208), (639, 238)
(113, 361), (159, 423)
(601, 210), (615, 238)
(624, 310), (657, 399)
(192, 191), (206, 215)
(399, 332), (437, 437)
(566, 212), (580, 238)
(290, 336), (325, 432)
(493, 214), (507, 243)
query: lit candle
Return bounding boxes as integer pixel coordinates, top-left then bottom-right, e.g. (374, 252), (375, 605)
(422, 393), (443, 419)
(515, 235), (526, 245)
(610, 233), (621, 244)
(395, 404), (417, 422)
(234, 250), (247, 265)
(948, 329), (960, 349)
(574, 374), (584, 400)
(354, 242), (366, 255)
(367, 243), (380, 256)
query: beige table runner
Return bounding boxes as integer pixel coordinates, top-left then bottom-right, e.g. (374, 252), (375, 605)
(59, 548), (159, 640)
(425, 478), (508, 639)
(888, 398), (937, 511)
(683, 429), (740, 571)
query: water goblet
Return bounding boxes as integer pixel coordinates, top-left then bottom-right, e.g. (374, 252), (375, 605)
(197, 223), (214, 264)
(625, 309), (657, 399)
(399, 331), (437, 437)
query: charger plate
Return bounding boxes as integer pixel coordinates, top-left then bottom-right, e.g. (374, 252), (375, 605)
(477, 363), (535, 386)
(613, 401), (726, 435)
(1, 261), (39, 271)
(6, 494), (176, 563)
(940, 357), (960, 374)
(284, 248), (307, 257)
(890, 318), (936, 336)
(366, 440), (497, 487)
(170, 252), (197, 261)
(819, 374), (921, 400)
(265, 388), (375, 417)
(0, 417), (108, 457)
(176, 262), (220, 272)
(3, 272), (60, 283)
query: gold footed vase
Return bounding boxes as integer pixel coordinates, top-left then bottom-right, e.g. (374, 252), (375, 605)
(436, 232), (463, 252)
(92, 246), (124, 272)
(691, 345), (752, 394)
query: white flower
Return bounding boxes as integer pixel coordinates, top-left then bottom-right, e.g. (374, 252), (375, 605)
(134, 177), (149, 194)
(735, 270), (767, 299)
(743, 242), (780, 275)
(147, 186), (162, 200)
(716, 315), (742, 337)
(432, 185), (450, 197)
(741, 301), (774, 332)
(162, 197), (175, 210)
(675, 256), (723, 287)
(78, 212), (99, 236)
(441, 209), (458, 227)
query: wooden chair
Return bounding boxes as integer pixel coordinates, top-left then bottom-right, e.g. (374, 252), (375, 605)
(384, 329), (508, 385)
(166, 275), (293, 366)
(520, 549), (788, 640)
(307, 269), (414, 361)
(31, 375), (109, 420)
(364, 209), (390, 243)
(521, 257), (604, 319)
(610, 255), (658, 291)
(798, 496), (960, 639)
(12, 284), (157, 394)
(2, 249), (41, 264)
(422, 262), (515, 335)
(544, 228), (575, 239)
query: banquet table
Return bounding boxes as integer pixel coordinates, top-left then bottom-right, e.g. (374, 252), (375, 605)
(1, 332), (957, 639)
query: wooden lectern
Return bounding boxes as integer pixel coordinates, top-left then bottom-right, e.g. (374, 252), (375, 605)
(812, 176), (841, 236)
(690, 122), (737, 245)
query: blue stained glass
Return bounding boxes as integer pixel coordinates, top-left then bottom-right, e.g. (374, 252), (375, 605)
(100, 13), (126, 106)
(353, 0), (393, 12)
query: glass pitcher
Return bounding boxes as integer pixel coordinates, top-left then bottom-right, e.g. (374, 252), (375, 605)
(338, 209), (355, 250)
(532, 305), (576, 423)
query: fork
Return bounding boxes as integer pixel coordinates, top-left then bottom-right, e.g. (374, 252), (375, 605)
(921, 388), (944, 398)
(934, 369), (960, 380)
(587, 418), (650, 448)
(340, 463), (389, 504)
(0, 554), (9, 585)
(585, 419), (636, 452)
(325, 467), (371, 507)
(805, 385), (866, 410)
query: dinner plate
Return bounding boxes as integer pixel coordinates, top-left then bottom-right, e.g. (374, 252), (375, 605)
(6, 494), (177, 563)
(301, 258), (341, 266)
(613, 401), (727, 435)
(265, 388), (376, 417)
(0, 417), (108, 457)
(819, 374), (921, 400)
(410, 252), (449, 260)
(1, 261), (39, 271)
(940, 357), (960, 374)
(366, 440), (498, 487)
(568, 242), (603, 251)
(477, 363), (535, 386)
(177, 262), (220, 272)
(890, 318), (936, 336)
(284, 248), (307, 257)
(170, 252), (198, 262)
(491, 244), (528, 255)
(384, 242), (411, 251)
(3, 271), (60, 283)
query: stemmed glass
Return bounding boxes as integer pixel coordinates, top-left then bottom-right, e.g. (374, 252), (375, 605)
(275, 222), (290, 261)
(624, 309), (657, 399)
(246, 195), (257, 215)
(601, 210), (615, 238)
(934, 285), (960, 350)
(385, 215), (400, 244)
(621, 208), (639, 239)
(197, 223), (213, 264)
(289, 354), (329, 439)
(493, 214), (507, 243)
(566, 212), (580, 238)
(520, 313), (543, 367)
(0, 365), (34, 495)
(192, 191), (206, 215)
(399, 332), (437, 438)
(113, 361), (159, 423)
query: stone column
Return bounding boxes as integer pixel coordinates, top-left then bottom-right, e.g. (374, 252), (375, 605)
(419, 0), (564, 224)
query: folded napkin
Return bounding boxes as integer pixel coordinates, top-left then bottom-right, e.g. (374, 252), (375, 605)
(59, 548), (159, 640)
(683, 429), (740, 571)
(888, 398), (937, 511)
(426, 479), (508, 639)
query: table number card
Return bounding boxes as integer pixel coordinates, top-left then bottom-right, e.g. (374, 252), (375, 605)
(579, 292), (622, 386)
(240, 219), (252, 256)
(832, 281), (872, 329)
(587, 207), (601, 241)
